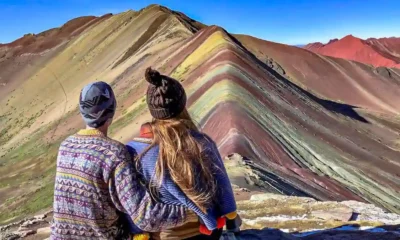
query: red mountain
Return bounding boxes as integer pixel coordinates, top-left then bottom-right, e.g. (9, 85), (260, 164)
(305, 35), (400, 68)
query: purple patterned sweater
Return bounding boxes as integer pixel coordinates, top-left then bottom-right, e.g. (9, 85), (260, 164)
(51, 129), (195, 239)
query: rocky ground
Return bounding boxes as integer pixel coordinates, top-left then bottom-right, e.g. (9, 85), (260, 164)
(1, 192), (399, 240)
(0, 211), (52, 240)
(1, 154), (399, 240)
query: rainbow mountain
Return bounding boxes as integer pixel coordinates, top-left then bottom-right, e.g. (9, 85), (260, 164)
(0, 4), (399, 223)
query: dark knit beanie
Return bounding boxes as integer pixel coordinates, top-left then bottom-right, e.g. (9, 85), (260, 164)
(145, 67), (187, 120)
(79, 81), (116, 128)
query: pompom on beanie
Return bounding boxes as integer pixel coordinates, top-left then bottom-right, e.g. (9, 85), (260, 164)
(145, 67), (186, 120)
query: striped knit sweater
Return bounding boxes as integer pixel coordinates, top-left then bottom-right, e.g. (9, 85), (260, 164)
(51, 129), (195, 240)
(125, 127), (237, 237)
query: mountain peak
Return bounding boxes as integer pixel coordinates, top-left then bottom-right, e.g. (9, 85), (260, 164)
(327, 38), (339, 44)
(305, 34), (400, 68)
(1, 15), (110, 49)
(341, 34), (361, 42)
(303, 42), (324, 50)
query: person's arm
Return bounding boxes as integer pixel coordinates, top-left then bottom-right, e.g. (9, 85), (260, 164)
(108, 146), (197, 232)
(203, 136), (241, 232)
(204, 137), (237, 215)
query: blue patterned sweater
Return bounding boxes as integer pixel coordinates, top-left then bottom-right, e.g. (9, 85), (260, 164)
(125, 131), (237, 233)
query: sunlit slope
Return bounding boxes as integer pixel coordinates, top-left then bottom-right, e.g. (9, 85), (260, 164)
(236, 35), (400, 114)
(304, 35), (400, 68)
(0, 5), (203, 223)
(0, 4), (399, 224)
(169, 28), (400, 212)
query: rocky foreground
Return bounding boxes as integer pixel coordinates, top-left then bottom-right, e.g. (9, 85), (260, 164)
(1, 192), (399, 240)
(1, 153), (399, 239)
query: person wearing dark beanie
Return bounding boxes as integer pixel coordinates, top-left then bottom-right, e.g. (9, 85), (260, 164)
(145, 67), (187, 120)
(126, 68), (241, 240)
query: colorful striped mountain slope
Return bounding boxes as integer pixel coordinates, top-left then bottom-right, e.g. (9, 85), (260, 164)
(0, 4), (399, 224)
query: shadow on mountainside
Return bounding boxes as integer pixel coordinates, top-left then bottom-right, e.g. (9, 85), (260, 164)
(312, 98), (369, 123)
(229, 33), (369, 124)
(226, 224), (400, 240)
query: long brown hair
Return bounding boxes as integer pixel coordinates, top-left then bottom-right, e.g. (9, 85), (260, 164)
(137, 109), (216, 212)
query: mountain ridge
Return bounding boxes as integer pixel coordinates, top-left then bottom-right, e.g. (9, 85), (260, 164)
(305, 35), (400, 68)
(0, 4), (399, 230)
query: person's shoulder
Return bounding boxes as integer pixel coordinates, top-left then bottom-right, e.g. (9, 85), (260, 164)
(97, 138), (133, 166)
(105, 137), (128, 153)
(191, 131), (219, 154)
(59, 134), (79, 146)
(126, 138), (156, 157)
(64, 133), (79, 141)
(82, 136), (129, 160)
(126, 140), (142, 157)
(127, 138), (152, 147)
(127, 139), (149, 151)
(106, 136), (125, 147)
(191, 131), (215, 144)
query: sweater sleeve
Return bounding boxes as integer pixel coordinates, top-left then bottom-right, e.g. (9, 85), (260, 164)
(109, 146), (196, 232)
(204, 137), (237, 216)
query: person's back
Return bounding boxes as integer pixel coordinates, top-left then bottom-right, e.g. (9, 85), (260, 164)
(51, 81), (195, 240)
(128, 127), (237, 240)
(125, 68), (240, 240)
(53, 129), (129, 239)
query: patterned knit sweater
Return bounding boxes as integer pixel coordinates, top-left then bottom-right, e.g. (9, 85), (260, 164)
(125, 128), (237, 235)
(51, 129), (195, 240)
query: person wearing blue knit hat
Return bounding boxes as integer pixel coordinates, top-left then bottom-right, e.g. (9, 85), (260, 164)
(79, 81), (116, 128)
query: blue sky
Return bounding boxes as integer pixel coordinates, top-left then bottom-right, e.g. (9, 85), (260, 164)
(0, 0), (399, 45)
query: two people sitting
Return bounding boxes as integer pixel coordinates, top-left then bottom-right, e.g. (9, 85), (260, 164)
(51, 67), (241, 240)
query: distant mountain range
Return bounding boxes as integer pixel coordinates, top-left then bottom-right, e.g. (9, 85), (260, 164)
(305, 35), (400, 68)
